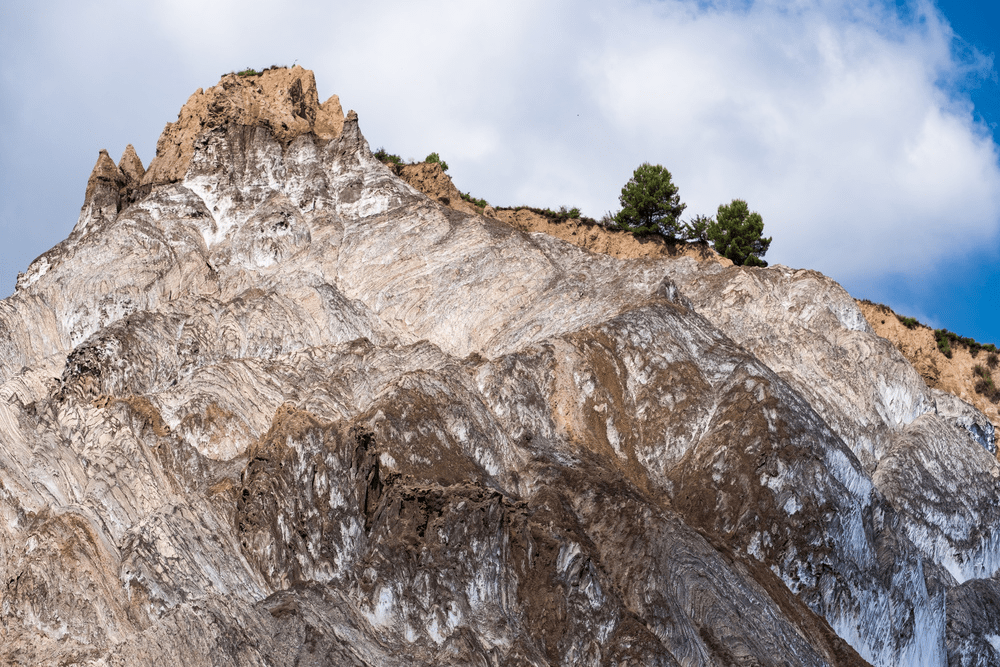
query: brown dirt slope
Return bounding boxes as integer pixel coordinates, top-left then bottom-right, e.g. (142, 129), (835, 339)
(388, 162), (483, 216)
(857, 300), (1000, 428)
(392, 161), (732, 265)
(494, 208), (731, 264)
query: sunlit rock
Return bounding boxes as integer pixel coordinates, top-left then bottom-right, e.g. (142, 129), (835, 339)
(1, 66), (997, 666)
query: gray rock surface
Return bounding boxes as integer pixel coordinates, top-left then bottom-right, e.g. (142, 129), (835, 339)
(1, 66), (998, 666)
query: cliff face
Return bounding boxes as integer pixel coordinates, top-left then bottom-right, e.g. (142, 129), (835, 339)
(857, 300), (1000, 430)
(1, 67), (998, 666)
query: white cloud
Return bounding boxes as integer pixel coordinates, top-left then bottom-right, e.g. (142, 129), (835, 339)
(571, 0), (1000, 277)
(293, 0), (1000, 279)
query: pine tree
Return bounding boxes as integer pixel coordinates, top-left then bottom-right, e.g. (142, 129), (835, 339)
(706, 199), (771, 266)
(614, 163), (686, 239)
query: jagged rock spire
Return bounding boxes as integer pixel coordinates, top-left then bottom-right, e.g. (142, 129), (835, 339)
(142, 65), (345, 187)
(118, 144), (145, 187)
(71, 146), (149, 236)
(73, 149), (125, 235)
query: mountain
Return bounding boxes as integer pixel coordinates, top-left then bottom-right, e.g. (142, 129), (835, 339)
(856, 301), (1000, 429)
(1, 65), (998, 666)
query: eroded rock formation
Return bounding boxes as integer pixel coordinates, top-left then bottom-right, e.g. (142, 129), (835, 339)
(2, 66), (998, 666)
(857, 300), (1000, 429)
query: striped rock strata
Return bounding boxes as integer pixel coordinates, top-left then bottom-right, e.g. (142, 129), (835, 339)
(1, 66), (998, 666)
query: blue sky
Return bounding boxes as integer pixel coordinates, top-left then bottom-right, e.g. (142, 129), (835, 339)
(867, 0), (1000, 341)
(1, 0), (998, 343)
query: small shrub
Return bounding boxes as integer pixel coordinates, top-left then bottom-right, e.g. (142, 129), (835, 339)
(961, 335), (983, 357)
(897, 315), (920, 329)
(683, 214), (712, 243)
(498, 205), (592, 223)
(988, 352), (999, 369)
(236, 67), (261, 77)
(974, 377), (1000, 404)
(858, 299), (890, 310)
(425, 152), (449, 172)
(935, 329), (953, 359)
(973, 364), (999, 402)
(932, 328), (994, 359)
(460, 192), (489, 208)
(374, 148), (402, 164)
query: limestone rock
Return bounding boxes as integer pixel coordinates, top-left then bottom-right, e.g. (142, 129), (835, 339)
(1, 67), (998, 666)
(391, 161), (483, 215)
(857, 299), (1000, 429)
(315, 93), (346, 140)
(932, 388), (996, 455)
(118, 143), (145, 187)
(72, 148), (125, 236)
(142, 65), (345, 187)
(946, 578), (1000, 666)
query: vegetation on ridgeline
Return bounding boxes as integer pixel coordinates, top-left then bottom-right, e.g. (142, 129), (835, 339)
(233, 65), (288, 77)
(935, 328), (997, 359)
(683, 214), (712, 244)
(370, 152), (772, 266)
(373, 148), (403, 164)
(424, 152), (449, 172)
(608, 162), (772, 266)
(373, 148), (450, 171)
(496, 205), (595, 224)
(460, 192), (489, 209)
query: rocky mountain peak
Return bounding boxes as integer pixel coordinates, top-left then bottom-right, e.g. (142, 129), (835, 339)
(142, 65), (345, 187)
(72, 148), (126, 235)
(70, 144), (149, 239)
(118, 143), (145, 186)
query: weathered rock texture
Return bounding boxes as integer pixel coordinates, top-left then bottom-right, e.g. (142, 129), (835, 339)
(142, 65), (344, 187)
(858, 300), (1000, 429)
(493, 208), (730, 265)
(1, 67), (998, 666)
(387, 161), (485, 217)
(388, 159), (732, 265)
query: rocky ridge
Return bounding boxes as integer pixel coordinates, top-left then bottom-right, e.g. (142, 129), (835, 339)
(387, 159), (731, 265)
(1, 66), (999, 666)
(857, 300), (1000, 429)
